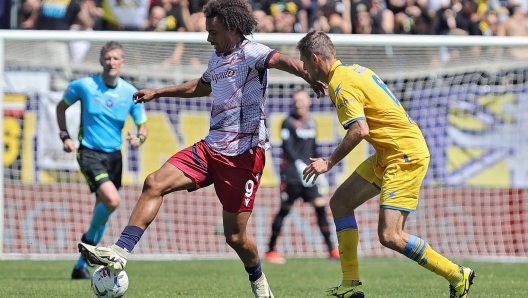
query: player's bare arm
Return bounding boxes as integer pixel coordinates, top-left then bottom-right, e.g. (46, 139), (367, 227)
(56, 100), (78, 153)
(126, 123), (148, 148)
(303, 119), (369, 182)
(268, 53), (327, 98)
(134, 78), (212, 103)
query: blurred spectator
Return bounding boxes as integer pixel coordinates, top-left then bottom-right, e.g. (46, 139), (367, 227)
(162, 9), (205, 67)
(248, 0), (273, 11)
(433, 0), (458, 34)
(81, 0), (104, 30)
(144, 4), (167, 31)
(479, 10), (499, 36)
(189, 0), (209, 14)
(35, 0), (95, 88)
(161, 0), (194, 31)
(36, 0), (94, 30)
(161, 0), (200, 66)
(354, 8), (374, 33)
(18, 0), (40, 29)
(386, 0), (406, 18)
(297, 0), (319, 32)
(271, 1), (300, 32)
(316, 0), (351, 33)
(498, 4), (528, 37)
(497, 4), (528, 58)
(190, 11), (206, 32)
(455, 0), (482, 35)
(391, 0), (432, 34)
(351, 0), (394, 34)
(254, 9), (276, 33)
(100, 0), (150, 30)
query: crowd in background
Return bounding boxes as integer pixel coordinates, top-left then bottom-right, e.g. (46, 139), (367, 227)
(6, 0), (527, 37)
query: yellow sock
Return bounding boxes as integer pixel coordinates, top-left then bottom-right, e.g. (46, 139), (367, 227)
(335, 215), (360, 281)
(403, 235), (460, 285)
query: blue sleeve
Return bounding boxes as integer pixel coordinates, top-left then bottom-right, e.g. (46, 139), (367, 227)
(131, 102), (147, 125)
(63, 81), (81, 105)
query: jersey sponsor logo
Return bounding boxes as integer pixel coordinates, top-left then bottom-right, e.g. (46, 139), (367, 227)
(338, 98), (356, 109)
(211, 68), (237, 83)
(295, 127), (316, 139)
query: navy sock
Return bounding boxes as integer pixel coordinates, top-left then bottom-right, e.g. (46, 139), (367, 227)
(245, 260), (263, 282)
(115, 225), (144, 253)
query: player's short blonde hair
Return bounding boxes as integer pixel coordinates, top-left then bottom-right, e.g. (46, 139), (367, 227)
(296, 30), (336, 61)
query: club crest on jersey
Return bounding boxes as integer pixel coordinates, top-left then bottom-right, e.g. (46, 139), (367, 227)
(211, 68), (237, 83)
(106, 99), (114, 107)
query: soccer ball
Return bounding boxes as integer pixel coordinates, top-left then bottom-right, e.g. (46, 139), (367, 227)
(91, 266), (129, 298)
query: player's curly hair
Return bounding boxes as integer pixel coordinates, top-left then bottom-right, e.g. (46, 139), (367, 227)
(203, 0), (257, 36)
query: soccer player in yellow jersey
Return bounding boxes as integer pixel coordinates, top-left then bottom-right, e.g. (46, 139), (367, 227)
(297, 30), (476, 298)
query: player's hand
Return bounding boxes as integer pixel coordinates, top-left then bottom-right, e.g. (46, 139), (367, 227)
(311, 80), (328, 98)
(63, 139), (77, 153)
(303, 157), (330, 184)
(126, 132), (142, 148)
(133, 89), (157, 104)
(295, 160), (312, 187)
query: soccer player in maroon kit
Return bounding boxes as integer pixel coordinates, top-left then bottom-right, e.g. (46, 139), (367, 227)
(79, 1), (326, 297)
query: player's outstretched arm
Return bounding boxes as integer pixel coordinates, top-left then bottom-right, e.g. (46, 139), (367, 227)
(133, 78), (212, 103)
(268, 53), (327, 98)
(303, 120), (369, 183)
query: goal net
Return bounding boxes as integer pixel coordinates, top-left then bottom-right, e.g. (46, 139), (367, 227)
(1, 30), (528, 261)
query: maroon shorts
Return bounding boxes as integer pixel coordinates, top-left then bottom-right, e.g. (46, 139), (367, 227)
(167, 140), (266, 213)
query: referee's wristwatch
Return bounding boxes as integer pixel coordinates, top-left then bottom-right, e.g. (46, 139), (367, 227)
(59, 130), (71, 142)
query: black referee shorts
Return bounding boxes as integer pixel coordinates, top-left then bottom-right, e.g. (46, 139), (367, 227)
(77, 145), (122, 193)
(279, 182), (322, 205)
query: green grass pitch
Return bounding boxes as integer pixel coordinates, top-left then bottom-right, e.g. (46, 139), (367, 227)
(0, 257), (526, 297)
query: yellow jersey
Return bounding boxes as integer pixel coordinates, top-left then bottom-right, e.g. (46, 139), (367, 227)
(328, 60), (429, 167)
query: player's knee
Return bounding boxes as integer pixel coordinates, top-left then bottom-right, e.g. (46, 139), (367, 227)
(142, 172), (164, 194)
(98, 192), (120, 211)
(224, 232), (244, 248)
(378, 230), (399, 250)
(104, 196), (120, 210)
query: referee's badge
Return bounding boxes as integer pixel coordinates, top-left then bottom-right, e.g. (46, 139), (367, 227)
(280, 192), (288, 202)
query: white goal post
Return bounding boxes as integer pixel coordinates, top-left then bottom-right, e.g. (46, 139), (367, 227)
(2, 30), (528, 262)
